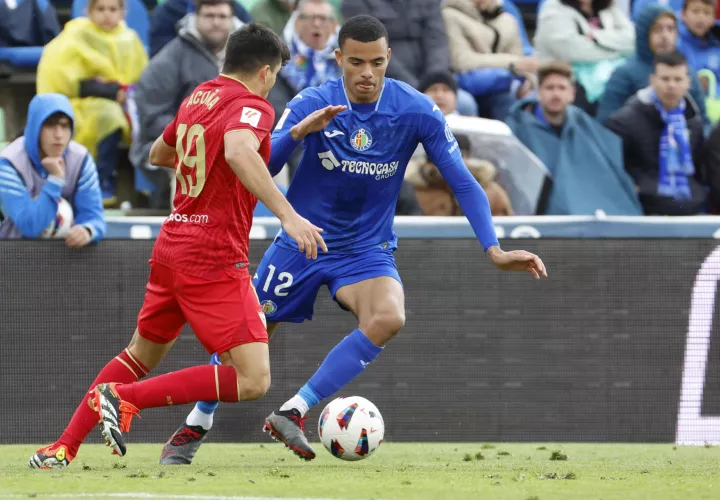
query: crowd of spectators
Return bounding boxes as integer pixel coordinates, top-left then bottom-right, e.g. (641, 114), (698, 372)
(3, 0), (720, 238)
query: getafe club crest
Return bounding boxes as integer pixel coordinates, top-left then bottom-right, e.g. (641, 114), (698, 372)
(351, 128), (373, 152)
(261, 300), (277, 316)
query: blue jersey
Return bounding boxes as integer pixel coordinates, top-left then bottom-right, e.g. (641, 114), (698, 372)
(270, 78), (465, 253)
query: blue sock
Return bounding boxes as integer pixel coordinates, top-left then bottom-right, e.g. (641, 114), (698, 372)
(297, 329), (383, 409)
(196, 353), (221, 414)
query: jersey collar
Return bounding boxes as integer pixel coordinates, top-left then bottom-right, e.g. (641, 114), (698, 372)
(219, 73), (251, 91)
(341, 77), (385, 112)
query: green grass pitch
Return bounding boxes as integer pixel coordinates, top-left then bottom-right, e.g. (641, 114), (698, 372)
(1, 443), (719, 499)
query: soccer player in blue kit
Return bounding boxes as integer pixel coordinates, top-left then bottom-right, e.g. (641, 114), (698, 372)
(161, 15), (547, 463)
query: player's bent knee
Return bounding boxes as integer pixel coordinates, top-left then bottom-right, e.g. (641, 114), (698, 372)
(236, 371), (271, 401)
(363, 310), (406, 344)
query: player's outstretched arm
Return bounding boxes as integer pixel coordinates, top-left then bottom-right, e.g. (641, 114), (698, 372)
(419, 110), (547, 279)
(225, 129), (328, 259)
(269, 104), (347, 176)
(289, 105), (347, 141)
(439, 160), (547, 279)
(148, 135), (177, 170)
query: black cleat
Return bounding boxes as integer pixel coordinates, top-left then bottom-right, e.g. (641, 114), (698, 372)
(90, 383), (140, 457)
(263, 409), (316, 461)
(28, 444), (75, 469)
(160, 423), (208, 465)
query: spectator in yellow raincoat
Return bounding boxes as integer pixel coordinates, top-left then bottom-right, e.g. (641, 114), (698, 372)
(37, 0), (148, 206)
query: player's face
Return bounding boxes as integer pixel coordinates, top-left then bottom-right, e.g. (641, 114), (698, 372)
(195, 3), (234, 52)
(336, 38), (390, 104)
(258, 62), (282, 98)
(88, 0), (123, 31)
(39, 115), (72, 158)
(537, 73), (575, 116)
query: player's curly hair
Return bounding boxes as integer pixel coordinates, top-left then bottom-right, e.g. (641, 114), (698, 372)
(338, 15), (389, 50)
(222, 22), (291, 75)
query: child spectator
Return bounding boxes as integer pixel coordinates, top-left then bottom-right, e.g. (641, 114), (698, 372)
(678, 0), (720, 122)
(37, 0), (148, 206)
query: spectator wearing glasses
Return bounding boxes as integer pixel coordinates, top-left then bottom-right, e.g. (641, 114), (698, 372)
(280, 0), (340, 93)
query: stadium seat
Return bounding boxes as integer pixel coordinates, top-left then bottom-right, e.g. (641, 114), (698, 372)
(71, 0), (150, 50)
(0, 0), (59, 69)
(0, 46), (45, 68)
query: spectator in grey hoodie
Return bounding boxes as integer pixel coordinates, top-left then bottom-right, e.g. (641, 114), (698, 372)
(130, 0), (241, 208)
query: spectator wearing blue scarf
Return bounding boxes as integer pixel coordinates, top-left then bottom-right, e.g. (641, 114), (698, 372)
(280, 0), (340, 93)
(606, 51), (708, 215)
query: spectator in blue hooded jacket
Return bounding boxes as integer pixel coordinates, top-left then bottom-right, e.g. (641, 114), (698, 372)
(632, 0), (683, 21)
(678, 0), (720, 118)
(596, 4), (707, 124)
(0, 94), (105, 245)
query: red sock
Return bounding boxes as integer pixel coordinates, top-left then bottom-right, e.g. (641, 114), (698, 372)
(115, 365), (239, 409)
(58, 349), (148, 455)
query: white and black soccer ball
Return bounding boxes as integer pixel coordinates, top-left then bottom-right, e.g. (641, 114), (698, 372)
(318, 396), (385, 461)
(41, 197), (74, 239)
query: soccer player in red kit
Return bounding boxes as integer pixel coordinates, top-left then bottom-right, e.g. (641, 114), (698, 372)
(29, 23), (329, 469)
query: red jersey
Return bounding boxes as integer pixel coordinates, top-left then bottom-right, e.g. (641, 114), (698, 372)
(152, 75), (275, 279)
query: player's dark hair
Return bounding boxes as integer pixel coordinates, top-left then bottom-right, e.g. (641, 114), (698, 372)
(338, 15), (388, 50)
(222, 22), (291, 75)
(654, 50), (688, 70)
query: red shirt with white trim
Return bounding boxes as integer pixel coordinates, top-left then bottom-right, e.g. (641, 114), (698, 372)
(153, 75), (275, 279)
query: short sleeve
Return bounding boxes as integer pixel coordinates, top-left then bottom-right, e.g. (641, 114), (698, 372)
(162, 113), (178, 147)
(224, 98), (276, 144)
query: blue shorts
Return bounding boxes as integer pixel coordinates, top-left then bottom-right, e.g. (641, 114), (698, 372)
(252, 240), (402, 323)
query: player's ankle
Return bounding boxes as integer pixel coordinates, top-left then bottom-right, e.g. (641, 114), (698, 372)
(57, 432), (81, 456)
(280, 394), (311, 417)
(186, 405), (214, 431)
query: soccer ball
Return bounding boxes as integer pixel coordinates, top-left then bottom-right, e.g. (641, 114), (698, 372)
(318, 396), (384, 461)
(41, 197), (74, 239)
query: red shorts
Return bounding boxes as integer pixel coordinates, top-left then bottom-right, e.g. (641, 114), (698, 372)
(137, 262), (268, 354)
